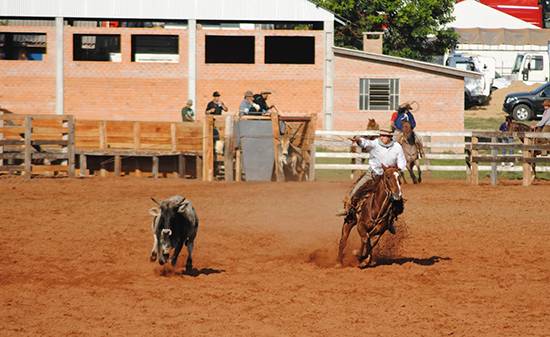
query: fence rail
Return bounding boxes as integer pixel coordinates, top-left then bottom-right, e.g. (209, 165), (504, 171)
(314, 130), (550, 186)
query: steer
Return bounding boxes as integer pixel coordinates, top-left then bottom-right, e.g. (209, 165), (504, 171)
(149, 195), (198, 272)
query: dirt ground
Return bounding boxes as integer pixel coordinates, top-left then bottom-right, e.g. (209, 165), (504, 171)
(0, 177), (549, 336)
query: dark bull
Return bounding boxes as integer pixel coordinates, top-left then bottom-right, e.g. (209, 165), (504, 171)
(149, 195), (199, 272)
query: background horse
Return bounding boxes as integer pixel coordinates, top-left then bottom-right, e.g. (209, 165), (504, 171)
(397, 121), (424, 184)
(337, 166), (404, 268)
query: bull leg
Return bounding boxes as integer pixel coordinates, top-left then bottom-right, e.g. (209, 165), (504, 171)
(336, 220), (355, 267)
(185, 241), (194, 272)
(171, 239), (184, 268)
(150, 234), (158, 262)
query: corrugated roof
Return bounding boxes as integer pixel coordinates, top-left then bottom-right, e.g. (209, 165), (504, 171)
(0, 0), (337, 22)
(334, 47), (481, 79)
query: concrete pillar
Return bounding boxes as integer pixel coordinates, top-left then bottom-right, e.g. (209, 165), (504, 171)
(188, 19), (197, 109)
(55, 17), (64, 115)
(323, 20), (334, 130)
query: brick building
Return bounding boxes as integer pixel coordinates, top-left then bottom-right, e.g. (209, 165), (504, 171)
(0, 0), (478, 131)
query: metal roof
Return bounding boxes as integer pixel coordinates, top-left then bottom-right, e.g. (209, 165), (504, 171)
(334, 47), (482, 79)
(0, 0), (337, 22)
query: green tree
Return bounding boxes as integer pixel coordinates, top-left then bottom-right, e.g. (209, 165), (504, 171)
(313, 0), (458, 61)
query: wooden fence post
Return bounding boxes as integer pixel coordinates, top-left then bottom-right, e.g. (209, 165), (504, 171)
(202, 116), (214, 182)
(235, 149), (242, 182)
(24, 116), (32, 178)
(523, 136), (533, 186)
(471, 136), (479, 185)
(67, 116), (75, 178)
(224, 115), (234, 182)
(271, 112), (284, 182)
(79, 154), (87, 177)
(133, 122), (141, 150)
(152, 156), (159, 179)
(99, 121), (107, 150)
(301, 114), (317, 182)
(490, 136), (497, 186)
(114, 155), (121, 177)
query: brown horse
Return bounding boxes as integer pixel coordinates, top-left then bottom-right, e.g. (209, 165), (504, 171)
(397, 121), (424, 184)
(337, 166), (404, 268)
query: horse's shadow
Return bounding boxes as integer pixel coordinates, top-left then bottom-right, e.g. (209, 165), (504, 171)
(374, 255), (451, 267)
(182, 267), (225, 277)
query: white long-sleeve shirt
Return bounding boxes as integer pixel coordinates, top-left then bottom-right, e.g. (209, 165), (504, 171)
(357, 138), (407, 176)
(537, 108), (550, 128)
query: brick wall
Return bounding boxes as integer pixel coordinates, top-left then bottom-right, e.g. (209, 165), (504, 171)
(0, 26), (56, 115)
(333, 54), (465, 131)
(195, 28), (324, 124)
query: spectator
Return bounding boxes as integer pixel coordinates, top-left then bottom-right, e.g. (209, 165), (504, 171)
(205, 91), (228, 116)
(253, 90), (275, 113)
(535, 99), (550, 132)
(239, 90), (261, 116)
(181, 99), (195, 122)
(391, 103), (417, 132)
(499, 115), (514, 166)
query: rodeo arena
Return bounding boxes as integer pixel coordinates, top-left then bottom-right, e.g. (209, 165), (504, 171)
(1, 0), (550, 336)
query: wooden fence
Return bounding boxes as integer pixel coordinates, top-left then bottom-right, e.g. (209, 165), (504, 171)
(0, 114), (75, 177)
(314, 130), (550, 186)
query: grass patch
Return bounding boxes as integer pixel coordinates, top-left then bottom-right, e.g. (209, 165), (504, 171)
(464, 117), (503, 130)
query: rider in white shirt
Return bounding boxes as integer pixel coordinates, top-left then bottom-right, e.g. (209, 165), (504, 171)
(343, 128), (406, 233)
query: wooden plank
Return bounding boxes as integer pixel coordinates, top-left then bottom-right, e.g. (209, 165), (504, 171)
(152, 156), (159, 179)
(523, 137), (533, 187)
(224, 115), (234, 182)
(170, 123), (177, 152)
(133, 122), (141, 150)
(471, 136), (478, 185)
(32, 140), (69, 146)
(31, 165), (69, 173)
(235, 149), (241, 182)
(67, 116), (75, 178)
(202, 116), (214, 182)
(490, 136), (497, 186)
(316, 164), (371, 170)
(271, 112), (283, 182)
(79, 154), (87, 177)
(99, 121), (107, 150)
(0, 165), (24, 171)
(316, 152), (370, 159)
(114, 155), (121, 177)
(0, 139), (24, 146)
(24, 116), (32, 177)
(178, 154), (186, 178)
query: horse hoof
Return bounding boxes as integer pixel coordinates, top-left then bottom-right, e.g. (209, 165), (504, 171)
(358, 261), (369, 269)
(150, 252), (157, 262)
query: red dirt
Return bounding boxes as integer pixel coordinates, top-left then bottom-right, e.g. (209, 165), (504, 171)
(0, 177), (549, 336)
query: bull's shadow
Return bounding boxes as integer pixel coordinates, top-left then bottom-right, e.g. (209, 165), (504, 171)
(182, 267), (225, 277)
(373, 255), (451, 267)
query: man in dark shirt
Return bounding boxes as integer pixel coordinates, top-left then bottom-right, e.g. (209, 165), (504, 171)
(253, 90), (274, 113)
(205, 91), (228, 115)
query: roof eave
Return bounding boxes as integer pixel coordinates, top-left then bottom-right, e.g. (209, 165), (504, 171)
(333, 47), (481, 79)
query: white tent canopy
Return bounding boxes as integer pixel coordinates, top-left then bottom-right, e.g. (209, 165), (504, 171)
(449, 0), (540, 30)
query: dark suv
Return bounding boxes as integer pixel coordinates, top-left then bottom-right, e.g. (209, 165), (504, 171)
(503, 82), (549, 121)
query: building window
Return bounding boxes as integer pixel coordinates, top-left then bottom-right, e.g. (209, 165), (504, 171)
(264, 36), (315, 64)
(131, 35), (179, 63)
(73, 34), (121, 62)
(205, 35), (255, 64)
(359, 79), (399, 111)
(0, 33), (46, 61)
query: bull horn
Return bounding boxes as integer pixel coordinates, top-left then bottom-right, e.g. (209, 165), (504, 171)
(151, 197), (160, 206)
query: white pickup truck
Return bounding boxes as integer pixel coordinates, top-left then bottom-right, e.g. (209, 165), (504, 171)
(511, 52), (549, 83)
(446, 54), (496, 108)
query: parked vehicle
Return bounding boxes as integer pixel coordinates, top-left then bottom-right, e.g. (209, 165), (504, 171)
(511, 52), (549, 83)
(446, 54), (495, 108)
(502, 82), (550, 121)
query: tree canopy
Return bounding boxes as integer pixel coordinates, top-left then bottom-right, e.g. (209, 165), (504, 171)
(313, 0), (458, 61)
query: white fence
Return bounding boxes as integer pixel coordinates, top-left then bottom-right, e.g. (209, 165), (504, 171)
(313, 130), (550, 174)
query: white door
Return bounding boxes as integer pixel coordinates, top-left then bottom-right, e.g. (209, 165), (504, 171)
(524, 55), (547, 82)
